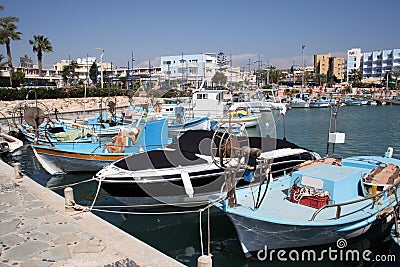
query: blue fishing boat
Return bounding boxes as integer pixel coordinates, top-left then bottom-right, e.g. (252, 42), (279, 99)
(31, 118), (169, 175)
(308, 98), (330, 108)
(344, 97), (362, 106)
(214, 152), (400, 255)
(19, 122), (94, 144)
(213, 106), (400, 256)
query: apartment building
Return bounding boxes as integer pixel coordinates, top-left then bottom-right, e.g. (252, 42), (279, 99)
(314, 54), (331, 75)
(314, 53), (345, 81)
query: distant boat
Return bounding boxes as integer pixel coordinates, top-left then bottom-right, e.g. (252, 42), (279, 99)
(289, 93), (310, 108)
(309, 98), (330, 108)
(191, 90), (263, 128)
(344, 97), (362, 106)
(31, 118), (169, 175)
(168, 117), (210, 133)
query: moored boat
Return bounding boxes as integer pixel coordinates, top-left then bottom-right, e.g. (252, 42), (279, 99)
(214, 152), (400, 256)
(93, 129), (320, 204)
(32, 118), (169, 175)
(213, 105), (400, 257)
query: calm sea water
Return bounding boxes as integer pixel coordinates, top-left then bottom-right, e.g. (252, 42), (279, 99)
(7, 105), (400, 266)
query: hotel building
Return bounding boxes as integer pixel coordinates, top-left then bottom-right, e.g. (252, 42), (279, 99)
(347, 47), (400, 81)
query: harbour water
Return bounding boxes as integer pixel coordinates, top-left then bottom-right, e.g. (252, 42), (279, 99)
(6, 104), (400, 266)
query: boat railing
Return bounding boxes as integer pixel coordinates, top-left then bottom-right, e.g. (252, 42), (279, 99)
(309, 178), (400, 221)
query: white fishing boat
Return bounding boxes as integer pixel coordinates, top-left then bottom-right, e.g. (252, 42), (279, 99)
(289, 93), (310, 108)
(191, 90), (262, 128)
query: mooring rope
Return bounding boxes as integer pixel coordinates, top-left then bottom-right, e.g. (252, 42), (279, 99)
(47, 177), (95, 190)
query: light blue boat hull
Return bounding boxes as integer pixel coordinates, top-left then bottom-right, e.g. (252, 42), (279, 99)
(217, 155), (400, 255)
(227, 211), (386, 253)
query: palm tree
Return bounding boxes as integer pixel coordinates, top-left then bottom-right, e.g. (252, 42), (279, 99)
(391, 69), (400, 90)
(349, 69), (363, 87)
(0, 53), (6, 68)
(29, 35), (53, 77)
(0, 16), (21, 87)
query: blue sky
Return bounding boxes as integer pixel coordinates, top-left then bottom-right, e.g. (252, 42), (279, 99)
(2, 0), (400, 70)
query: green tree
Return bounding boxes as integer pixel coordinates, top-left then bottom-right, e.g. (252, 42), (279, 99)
(348, 69), (363, 87)
(29, 35), (53, 77)
(61, 60), (78, 86)
(316, 73), (328, 86)
(391, 69), (400, 90)
(212, 71), (227, 88)
(61, 65), (69, 85)
(268, 66), (284, 84)
(217, 51), (227, 71)
(0, 12), (21, 87)
(12, 70), (25, 85)
(89, 62), (98, 85)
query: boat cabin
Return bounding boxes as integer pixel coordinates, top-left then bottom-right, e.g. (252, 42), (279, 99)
(192, 90), (226, 117)
(289, 164), (368, 206)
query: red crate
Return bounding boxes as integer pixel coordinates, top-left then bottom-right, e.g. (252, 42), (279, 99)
(290, 186), (329, 209)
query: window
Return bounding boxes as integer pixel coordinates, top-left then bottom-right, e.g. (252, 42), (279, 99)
(197, 93), (208, 99)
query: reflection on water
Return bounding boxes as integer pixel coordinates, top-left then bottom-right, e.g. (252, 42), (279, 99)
(5, 105), (400, 266)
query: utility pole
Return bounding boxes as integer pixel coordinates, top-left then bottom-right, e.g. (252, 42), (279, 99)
(127, 61), (130, 90)
(302, 44), (305, 88)
(131, 51), (135, 90)
(149, 59), (152, 91)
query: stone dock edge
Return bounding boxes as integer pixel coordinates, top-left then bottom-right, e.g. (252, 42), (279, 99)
(0, 159), (185, 267)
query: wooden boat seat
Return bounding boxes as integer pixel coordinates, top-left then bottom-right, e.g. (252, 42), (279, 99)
(104, 127), (141, 153)
(364, 164), (400, 185)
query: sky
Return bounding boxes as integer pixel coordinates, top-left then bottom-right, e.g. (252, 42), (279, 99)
(2, 0), (400, 70)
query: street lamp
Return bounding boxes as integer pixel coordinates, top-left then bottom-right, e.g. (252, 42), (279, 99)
(95, 48), (104, 88)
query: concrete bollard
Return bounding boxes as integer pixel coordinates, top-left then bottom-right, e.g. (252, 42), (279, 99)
(64, 187), (75, 212)
(13, 163), (22, 179)
(197, 255), (212, 267)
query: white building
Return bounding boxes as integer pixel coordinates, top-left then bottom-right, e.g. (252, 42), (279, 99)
(346, 48), (362, 82)
(160, 53), (218, 89)
(362, 49), (400, 80)
(347, 47), (400, 83)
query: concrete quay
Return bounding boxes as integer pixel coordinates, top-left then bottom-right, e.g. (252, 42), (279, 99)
(0, 160), (184, 267)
